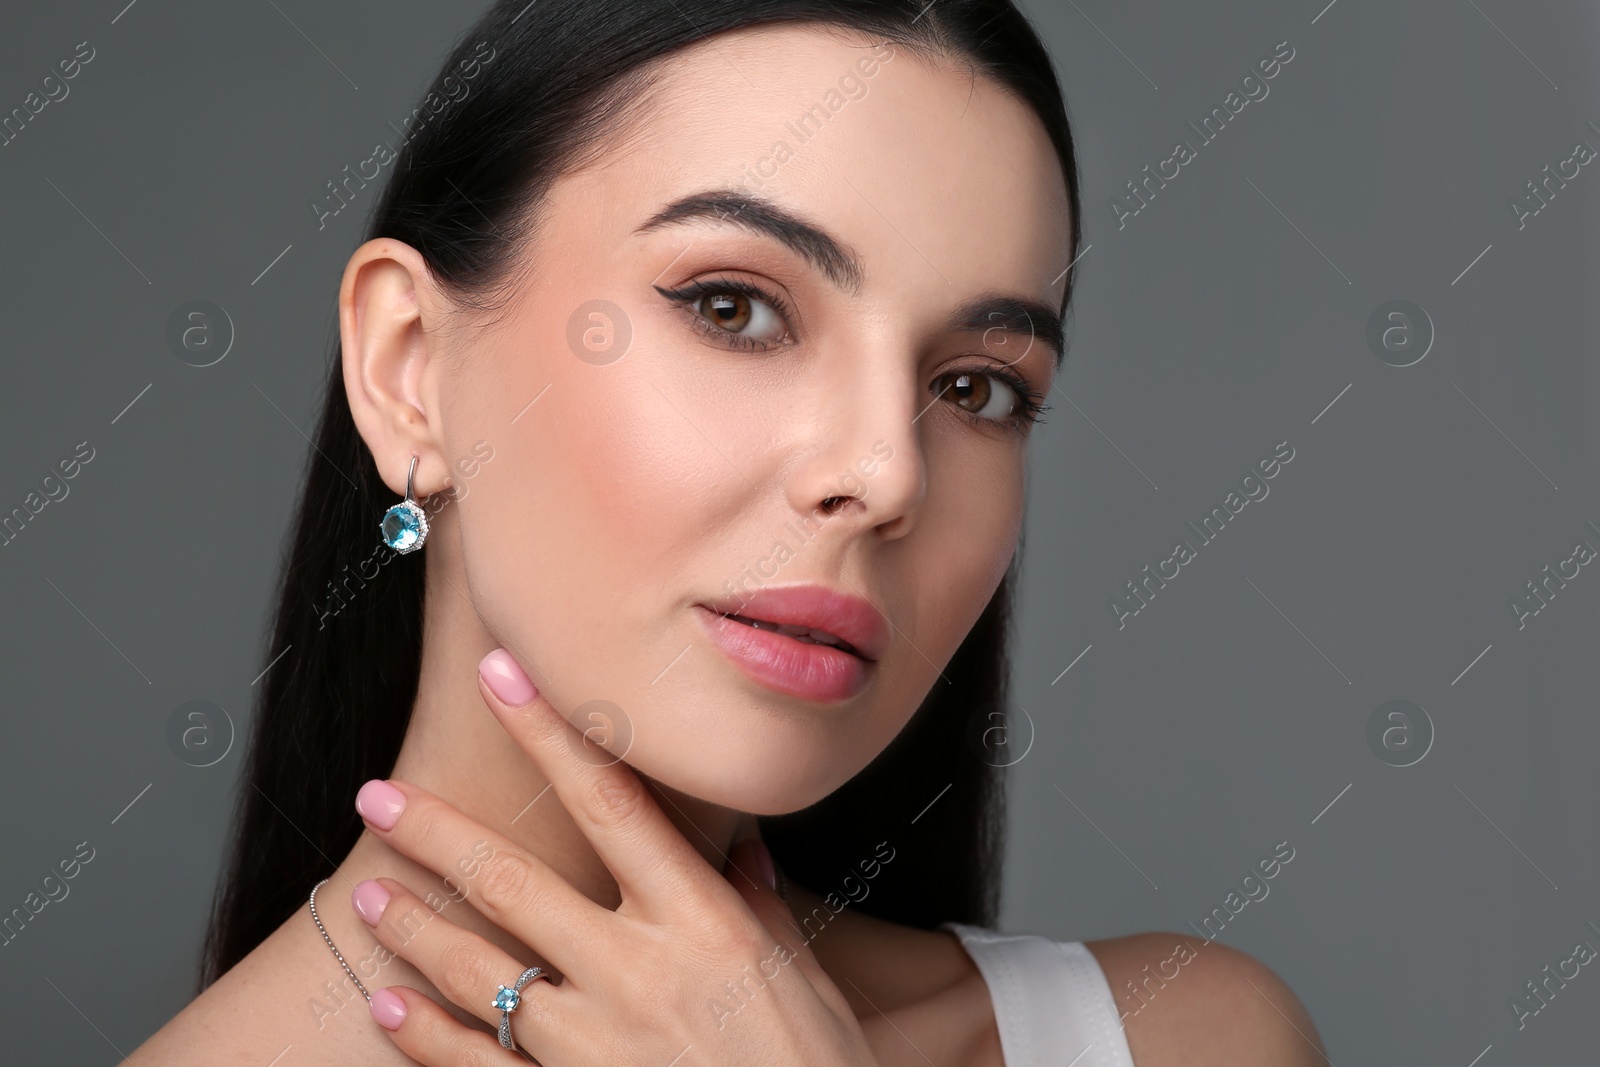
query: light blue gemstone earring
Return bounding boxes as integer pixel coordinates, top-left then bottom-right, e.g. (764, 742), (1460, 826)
(380, 454), (430, 554)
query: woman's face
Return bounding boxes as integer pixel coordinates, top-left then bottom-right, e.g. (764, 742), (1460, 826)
(426, 25), (1071, 814)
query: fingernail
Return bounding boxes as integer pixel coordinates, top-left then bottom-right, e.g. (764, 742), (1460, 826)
(356, 779), (406, 831)
(351, 879), (391, 926)
(370, 987), (406, 1031)
(754, 839), (777, 892)
(479, 648), (538, 707)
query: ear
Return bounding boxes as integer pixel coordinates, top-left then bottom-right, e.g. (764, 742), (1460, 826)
(339, 237), (454, 498)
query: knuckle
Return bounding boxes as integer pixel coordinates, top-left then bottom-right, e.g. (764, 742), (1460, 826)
(470, 849), (536, 915)
(585, 772), (647, 830)
(691, 891), (767, 956)
(533, 715), (572, 755)
(437, 935), (500, 1010)
(386, 901), (438, 949)
(403, 796), (448, 847)
(717, 915), (772, 961)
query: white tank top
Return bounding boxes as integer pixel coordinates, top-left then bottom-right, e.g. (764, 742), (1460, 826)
(940, 923), (1137, 1067)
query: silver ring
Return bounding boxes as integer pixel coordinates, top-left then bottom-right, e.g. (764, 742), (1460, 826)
(493, 965), (549, 1050)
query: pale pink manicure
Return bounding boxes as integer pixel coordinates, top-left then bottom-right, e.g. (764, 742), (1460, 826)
(355, 779), (406, 830)
(370, 987), (406, 1030)
(480, 648), (538, 707)
(351, 879), (390, 925)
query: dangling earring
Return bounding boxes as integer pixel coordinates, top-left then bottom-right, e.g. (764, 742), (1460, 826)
(380, 454), (430, 554)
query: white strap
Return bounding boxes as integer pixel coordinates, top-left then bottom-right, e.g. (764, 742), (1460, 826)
(940, 923), (1137, 1067)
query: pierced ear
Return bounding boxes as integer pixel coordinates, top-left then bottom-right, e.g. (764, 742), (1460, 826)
(340, 238), (452, 498)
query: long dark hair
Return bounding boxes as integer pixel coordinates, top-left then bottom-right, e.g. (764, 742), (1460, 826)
(200, 0), (1080, 991)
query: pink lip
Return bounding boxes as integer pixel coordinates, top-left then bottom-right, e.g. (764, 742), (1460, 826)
(694, 585), (890, 703)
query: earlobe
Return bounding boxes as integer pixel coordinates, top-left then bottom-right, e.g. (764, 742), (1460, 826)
(340, 238), (451, 499)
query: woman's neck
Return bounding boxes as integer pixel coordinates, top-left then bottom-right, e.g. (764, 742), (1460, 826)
(146, 541), (772, 1063)
(365, 546), (749, 914)
(309, 549), (753, 1012)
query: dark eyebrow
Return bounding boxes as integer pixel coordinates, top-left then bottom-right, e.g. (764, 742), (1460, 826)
(949, 294), (1065, 369)
(637, 188), (1065, 367)
(634, 189), (865, 294)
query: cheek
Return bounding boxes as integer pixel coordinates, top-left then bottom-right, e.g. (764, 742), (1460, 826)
(551, 367), (769, 576)
(449, 347), (750, 682)
(871, 447), (1023, 730)
(922, 450), (1024, 636)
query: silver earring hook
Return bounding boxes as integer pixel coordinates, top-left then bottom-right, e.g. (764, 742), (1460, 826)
(380, 453), (431, 555)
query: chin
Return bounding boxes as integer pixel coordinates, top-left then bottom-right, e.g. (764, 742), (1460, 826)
(584, 686), (889, 817)
(501, 592), (910, 815)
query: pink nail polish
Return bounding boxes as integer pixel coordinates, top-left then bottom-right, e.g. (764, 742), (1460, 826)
(355, 780), (406, 830)
(479, 648), (538, 707)
(351, 879), (391, 925)
(370, 987), (406, 1030)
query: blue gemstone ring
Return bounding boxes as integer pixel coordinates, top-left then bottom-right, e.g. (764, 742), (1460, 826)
(494, 965), (549, 1050)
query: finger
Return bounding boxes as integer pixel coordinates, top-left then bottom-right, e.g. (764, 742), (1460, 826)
(721, 839), (835, 996)
(477, 647), (714, 905)
(353, 876), (566, 1052)
(368, 985), (528, 1066)
(354, 776), (608, 978)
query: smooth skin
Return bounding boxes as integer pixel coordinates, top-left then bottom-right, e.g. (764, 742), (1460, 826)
(347, 648), (879, 1065)
(129, 23), (1326, 1066)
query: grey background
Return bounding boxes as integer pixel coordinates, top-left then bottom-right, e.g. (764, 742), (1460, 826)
(0, 0), (1594, 1062)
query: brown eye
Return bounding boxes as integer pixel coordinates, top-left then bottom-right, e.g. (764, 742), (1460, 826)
(657, 279), (794, 350)
(933, 371), (1018, 421)
(700, 292), (751, 332)
(687, 287), (788, 346)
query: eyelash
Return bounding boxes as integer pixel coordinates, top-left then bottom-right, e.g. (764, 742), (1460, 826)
(938, 368), (1051, 430)
(654, 277), (1051, 431)
(654, 278), (797, 351)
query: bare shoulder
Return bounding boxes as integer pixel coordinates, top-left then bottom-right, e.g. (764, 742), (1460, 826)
(1083, 931), (1327, 1067)
(126, 902), (413, 1066)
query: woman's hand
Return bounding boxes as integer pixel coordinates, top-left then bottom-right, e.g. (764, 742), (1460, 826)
(347, 647), (879, 1066)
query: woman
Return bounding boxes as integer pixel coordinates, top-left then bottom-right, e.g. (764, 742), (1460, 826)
(132, 0), (1326, 1063)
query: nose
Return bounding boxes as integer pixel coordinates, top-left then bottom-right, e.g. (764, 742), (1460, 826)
(782, 344), (926, 541)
